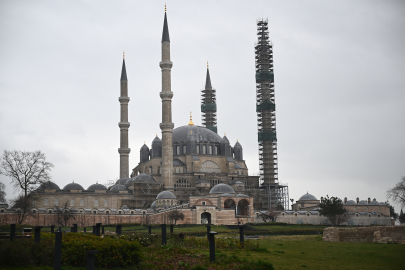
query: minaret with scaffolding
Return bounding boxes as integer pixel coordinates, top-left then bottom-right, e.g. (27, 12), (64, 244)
(255, 19), (288, 210)
(201, 63), (217, 133)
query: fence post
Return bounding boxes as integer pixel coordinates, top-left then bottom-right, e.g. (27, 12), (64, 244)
(51, 225), (55, 233)
(73, 224), (77, 233)
(10, 224), (15, 242)
(92, 226), (96, 235)
(54, 231), (62, 270)
(148, 225), (152, 234)
(239, 224), (246, 247)
(208, 231), (218, 262)
(161, 224), (167, 246)
(86, 250), (99, 270)
(101, 226), (104, 235)
(205, 225), (211, 239)
(84, 226), (86, 233)
(170, 224), (174, 233)
(96, 223), (102, 236)
(34, 226), (42, 243)
(116, 224), (122, 235)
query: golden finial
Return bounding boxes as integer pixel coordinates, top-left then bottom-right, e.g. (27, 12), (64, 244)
(165, 3), (167, 12)
(144, 141), (145, 144)
(190, 131), (192, 134)
(123, 51), (125, 59)
(188, 111), (194, 126)
(156, 133), (158, 137)
(207, 61), (209, 68)
(237, 138), (238, 142)
(224, 133), (226, 136)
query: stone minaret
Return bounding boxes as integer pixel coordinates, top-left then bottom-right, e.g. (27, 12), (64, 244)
(159, 8), (174, 190)
(201, 63), (218, 133)
(118, 53), (131, 178)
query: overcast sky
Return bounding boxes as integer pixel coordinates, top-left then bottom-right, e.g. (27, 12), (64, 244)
(1, 0), (404, 211)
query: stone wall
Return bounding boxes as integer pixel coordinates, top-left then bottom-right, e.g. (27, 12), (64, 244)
(323, 226), (405, 243)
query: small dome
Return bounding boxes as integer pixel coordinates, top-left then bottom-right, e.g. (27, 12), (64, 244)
(140, 144), (149, 151)
(63, 182), (84, 190)
(370, 200), (379, 205)
(235, 181), (243, 184)
(346, 200), (356, 205)
(152, 136), (162, 145)
(38, 181), (60, 190)
(110, 184), (128, 191)
(234, 141), (242, 148)
(87, 183), (107, 191)
(358, 200), (367, 205)
(121, 204), (129, 209)
(116, 178), (130, 185)
(298, 193), (317, 201)
(125, 174), (155, 186)
(156, 191), (176, 200)
(379, 202), (386, 205)
(151, 201), (157, 208)
(209, 183), (235, 194)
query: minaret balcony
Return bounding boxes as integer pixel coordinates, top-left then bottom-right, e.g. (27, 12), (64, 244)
(160, 122), (174, 131)
(160, 91), (173, 100)
(159, 61), (173, 69)
(118, 122), (130, 128)
(118, 148), (131, 154)
(119, 97), (130, 103)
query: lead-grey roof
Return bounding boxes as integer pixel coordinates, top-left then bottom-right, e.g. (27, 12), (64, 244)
(370, 200), (379, 205)
(237, 194), (249, 197)
(173, 125), (222, 144)
(125, 174), (155, 186)
(346, 200), (356, 205)
(140, 144), (149, 151)
(173, 158), (186, 166)
(87, 183), (107, 191)
(192, 155), (200, 161)
(358, 200), (367, 205)
(111, 184), (128, 191)
(221, 136), (229, 143)
(38, 181), (60, 190)
(116, 178), (130, 185)
(162, 12), (170, 42)
(234, 141), (242, 148)
(298, 193), (317, 201)
(205, 68), (212, 88)
(156, 190), (176, 200)
(63, 182), (84, 190)
(151, 201), (157, 208)
(234, 163), (242, 169)
(209, 183), (235, 194)
(121, 59), (127, 81)
(152, 136), (162, 145)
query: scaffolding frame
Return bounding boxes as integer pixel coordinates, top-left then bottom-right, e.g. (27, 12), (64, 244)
(201, 85), (217, 133)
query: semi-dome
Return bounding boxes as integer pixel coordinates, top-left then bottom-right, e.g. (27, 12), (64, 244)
(209, 183), (235, 194)
(38, 181), (60, 190)
(346, 200), (356, 205)
(116, 178), (130, 185)
(110, 184), (128, 191)
(125, 174), (155, 186)
(87, 183), (107, 191)
(156, 190), (176, 200)
(172, 125), (222, 144)
(151, 201), (157, 208)
(63, 182), (84, 190)
(298, 193), (317, 201)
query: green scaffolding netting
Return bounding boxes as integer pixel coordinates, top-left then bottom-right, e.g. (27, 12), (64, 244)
(255, 71), (274, 83)
(258, 130), (277, 141)
(256, 100), (276, 112)
(201, 103), (217, 112)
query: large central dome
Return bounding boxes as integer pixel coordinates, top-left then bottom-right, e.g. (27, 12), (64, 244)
(172, 125), (222, 143)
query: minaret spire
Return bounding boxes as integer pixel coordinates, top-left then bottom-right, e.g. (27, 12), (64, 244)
(159, 9), (174, 190)
(201, 63), (217, 133)
(118, 55), (131, 178)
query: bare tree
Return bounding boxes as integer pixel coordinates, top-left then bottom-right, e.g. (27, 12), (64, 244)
(257, 208), (279, 223)
(168, 210), (185, 225)
(387, 176), (405, 208)
(55, 202), (76, 227)
(0, 181), (6, 204)
(11, 193), (37, 225)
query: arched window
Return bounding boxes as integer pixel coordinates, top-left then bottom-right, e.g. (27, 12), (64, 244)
(203, 145), (206, 154)
(80, 199), (84, 206)
(183, 145), (186, 154)
(70, 199), (74, 206)
(176, 146), (180, 155)
(214, 146), (218, 155)
(209, 178), (221, 186)
(180, 167), (183, 173)
(175, 179), (191, 188)
(201, 161), (220, 173)
(208, 145), (212, 155)
(149, 166), (152, 174)
(176, 167), (179, 173)
(95, 199), (99, 207)
(196, 145), (200, 154)
(44, 198), (49, 205)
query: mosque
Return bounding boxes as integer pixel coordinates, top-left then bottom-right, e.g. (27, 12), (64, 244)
(0, 10), (391, 226)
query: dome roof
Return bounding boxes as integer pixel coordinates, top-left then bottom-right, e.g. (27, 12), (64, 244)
(140, 144), (149, 151)
(234, 141), (242, 148)
(38, 181), (60, 190)
(125, 174), (155, 186)
(379, 202), (386, 205)
(298, 193), (317, 201)
(221, 136), (229, 143)
(156, 191), (176, 200)
(121, 204), (129, 209)
(63, 182), (84, 191)
(87, 183), (107, 191)
(219, 193), (234, 197)
(152, 136), (162, 145)
(358, 200), (367, 205)
(370, 200), (379, 205)
(151, 201), (157, 208)
(346, 200), (357, 205)
(116, 178), (130, 185)
(172, 125), (222, 144)
(110, 184), (128, 191)
(209, 183), (235, 194)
